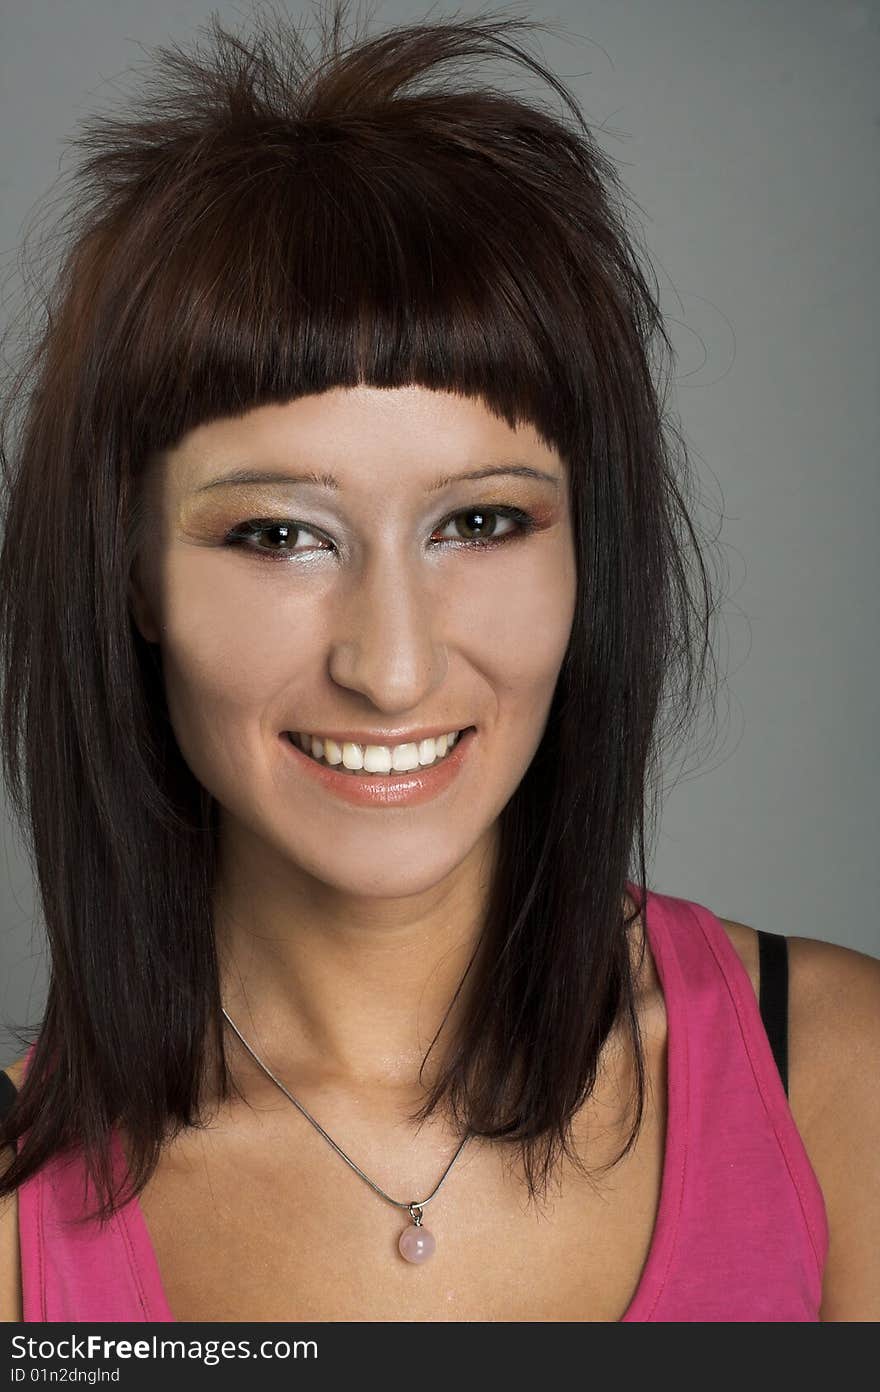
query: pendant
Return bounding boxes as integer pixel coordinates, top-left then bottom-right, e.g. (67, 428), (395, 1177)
(398, 1203), (437, 1263)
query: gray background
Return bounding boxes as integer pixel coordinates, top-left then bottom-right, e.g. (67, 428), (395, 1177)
(2, 1), (878, 1067)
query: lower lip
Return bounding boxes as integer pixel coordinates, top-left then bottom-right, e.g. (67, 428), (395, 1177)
(279, 728), (478, 808)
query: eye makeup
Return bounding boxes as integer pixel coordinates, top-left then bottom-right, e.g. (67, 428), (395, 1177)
(219, 503), (543, 564)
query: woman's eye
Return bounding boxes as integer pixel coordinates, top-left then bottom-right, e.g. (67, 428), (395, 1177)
(222, 506), (537, 561)
(433, 507), (525, 545)
(223, 518), (327, 558)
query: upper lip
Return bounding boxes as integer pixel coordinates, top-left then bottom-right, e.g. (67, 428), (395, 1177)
(285, 725), (474, 747)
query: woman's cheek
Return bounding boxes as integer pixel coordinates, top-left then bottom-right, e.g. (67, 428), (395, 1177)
(454, 543), (576, 683)
(155, 550), (318, 773)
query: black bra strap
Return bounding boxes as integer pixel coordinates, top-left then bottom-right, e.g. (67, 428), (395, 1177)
(756, 929), (789, 1099)
(0, 1068), (18, 1120)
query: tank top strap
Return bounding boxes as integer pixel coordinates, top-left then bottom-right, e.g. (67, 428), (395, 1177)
(15, 1043), (172, 1321)
(640, 888), (828, 1318)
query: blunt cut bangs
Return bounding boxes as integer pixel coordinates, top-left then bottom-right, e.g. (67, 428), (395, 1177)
(0, 2), (724, 1222)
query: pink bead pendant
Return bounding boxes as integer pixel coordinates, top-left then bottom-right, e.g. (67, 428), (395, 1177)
(398, 1203), (436, 1263)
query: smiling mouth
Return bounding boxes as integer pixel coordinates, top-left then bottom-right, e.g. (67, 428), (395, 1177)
(284, 729), (474, 775)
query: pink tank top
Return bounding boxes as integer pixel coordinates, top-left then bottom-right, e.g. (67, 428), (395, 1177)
(14, 888), (829, 1321)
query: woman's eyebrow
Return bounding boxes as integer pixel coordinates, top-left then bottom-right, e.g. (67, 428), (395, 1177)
(190, 462), (561, 495)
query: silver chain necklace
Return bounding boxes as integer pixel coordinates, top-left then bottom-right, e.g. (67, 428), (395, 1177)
(222, 1006), (474, 1262)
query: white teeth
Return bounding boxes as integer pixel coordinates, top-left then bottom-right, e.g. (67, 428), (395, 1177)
(364, 744), (393, 773)
(295, 729), (463, 774)
(342, 742), (364, 770)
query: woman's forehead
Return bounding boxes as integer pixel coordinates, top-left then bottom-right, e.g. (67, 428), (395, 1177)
(159, 386), (567, 497)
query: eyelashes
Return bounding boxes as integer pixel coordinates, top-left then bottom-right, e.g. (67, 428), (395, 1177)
(221, 505), (540, 563)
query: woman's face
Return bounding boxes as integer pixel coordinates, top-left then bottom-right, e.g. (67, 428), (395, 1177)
(129, 385), (577, 899)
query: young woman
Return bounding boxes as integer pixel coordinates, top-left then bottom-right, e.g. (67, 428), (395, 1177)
(1, 5), (877, 1322)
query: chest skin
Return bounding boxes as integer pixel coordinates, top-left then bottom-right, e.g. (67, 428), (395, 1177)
(136, 942), (671, 1323)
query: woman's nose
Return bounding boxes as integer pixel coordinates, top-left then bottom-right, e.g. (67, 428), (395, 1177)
(326, 560), (449, 711)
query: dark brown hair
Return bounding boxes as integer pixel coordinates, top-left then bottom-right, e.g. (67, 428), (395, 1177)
(0, 1), (724, 1221)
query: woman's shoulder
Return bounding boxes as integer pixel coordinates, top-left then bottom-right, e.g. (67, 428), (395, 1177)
(785, 930), (879, 1319)
(715, 915), (880, 1091)
(715, 913), (879, 1143)
(708, 909), (879, 1054)
(718, 915), (880, 1320)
